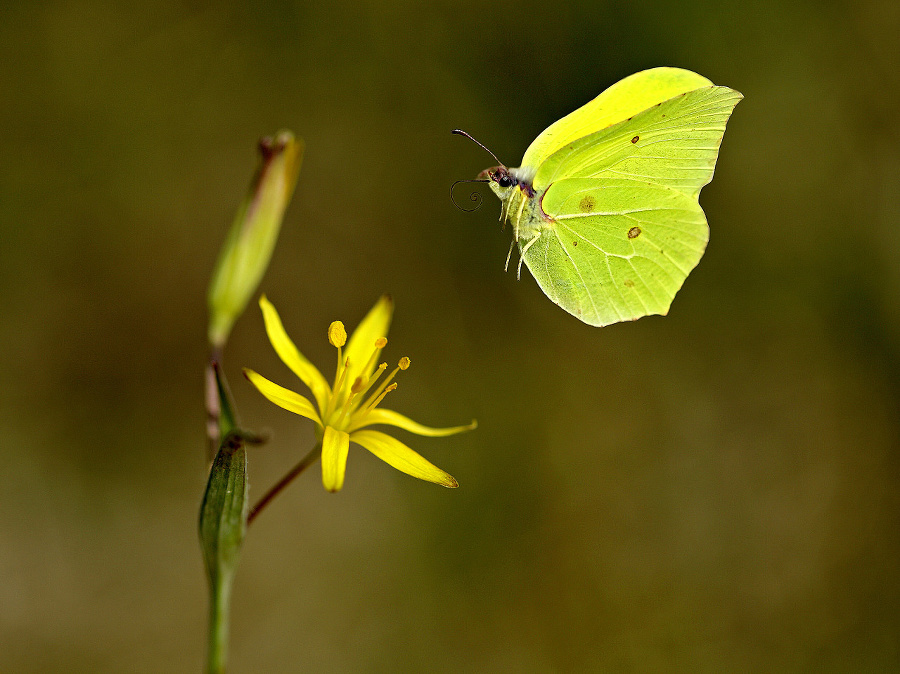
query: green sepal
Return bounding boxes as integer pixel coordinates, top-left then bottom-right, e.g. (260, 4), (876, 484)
(199, 431), (250, 588)
(199, 428), (257, 674)
(199, 362), (261, 673)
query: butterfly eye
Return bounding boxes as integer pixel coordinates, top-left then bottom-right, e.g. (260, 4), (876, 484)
(494, 171), (515, 188)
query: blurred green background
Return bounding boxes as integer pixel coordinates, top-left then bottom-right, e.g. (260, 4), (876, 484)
(2, 0), (899, 671)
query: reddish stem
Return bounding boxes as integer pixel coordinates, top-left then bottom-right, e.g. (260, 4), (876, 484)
(247, 443), (321, 525)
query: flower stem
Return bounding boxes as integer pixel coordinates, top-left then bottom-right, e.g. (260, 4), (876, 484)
(247, 443), (322, 525)
(207, 568), (234, 674)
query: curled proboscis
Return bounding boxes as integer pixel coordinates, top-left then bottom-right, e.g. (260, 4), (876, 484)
(450, 179), (489, 212)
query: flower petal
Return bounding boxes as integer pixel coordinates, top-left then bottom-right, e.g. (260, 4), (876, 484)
(350, 429), (458, 488)
(322, 426), (350, 492)
(243, 368), (322, 425)
(348, 408), (477, 436)
(259, 295), (330, 412)
(344, 295), (393, 384)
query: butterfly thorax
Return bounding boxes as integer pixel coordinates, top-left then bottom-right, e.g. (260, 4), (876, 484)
(482, 164), (549, 242)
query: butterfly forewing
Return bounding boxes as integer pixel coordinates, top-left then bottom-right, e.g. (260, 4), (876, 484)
(521, 67), (714, 170)
(534, 86), (742, 198)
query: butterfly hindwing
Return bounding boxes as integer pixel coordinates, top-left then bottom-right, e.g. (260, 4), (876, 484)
(521, 180), (708, 326)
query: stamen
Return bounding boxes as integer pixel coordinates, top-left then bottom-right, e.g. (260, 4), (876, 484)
(333, 347), (344, 390)
(351, 362), (387, 403)
(335, 363), (388, 427)
(335, 377), (364, 426)
(358, 337), (387, 382)
(362, 382), (397, 415)
(325, 356), (351, 419)
(329, 321), (347, 385)
(335, 357), (350, 394)
(358, 360), (405, 412)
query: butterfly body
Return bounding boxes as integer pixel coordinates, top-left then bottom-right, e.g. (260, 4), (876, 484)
(476, 67), (742, 327)
(480, 165), (545, 243)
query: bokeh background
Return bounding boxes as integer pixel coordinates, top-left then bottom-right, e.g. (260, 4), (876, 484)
(2, 0), (899, 671)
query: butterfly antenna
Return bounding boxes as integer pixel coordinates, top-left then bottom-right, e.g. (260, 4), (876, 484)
(451, 129), (506, 167)
(450, 178), (489, 212)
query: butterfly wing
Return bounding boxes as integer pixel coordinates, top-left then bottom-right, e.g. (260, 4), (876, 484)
(519, 84), (741, 326)
(521, 179), (708, 326)
(521, 67), (715, 171)
(533, 85), (743, 196)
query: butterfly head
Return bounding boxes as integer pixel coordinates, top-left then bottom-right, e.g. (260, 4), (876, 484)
(481, 165), (535, 201)
(451, 129), (534, 209)
(476, 165), (512, 198)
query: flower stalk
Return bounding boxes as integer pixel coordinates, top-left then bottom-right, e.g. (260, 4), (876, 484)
(199, 131), (301, 674)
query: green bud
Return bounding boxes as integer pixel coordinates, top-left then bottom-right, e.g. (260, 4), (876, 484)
(207, 131), (303, 349)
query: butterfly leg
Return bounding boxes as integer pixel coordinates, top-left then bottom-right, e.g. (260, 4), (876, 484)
(504, 238), (516, 272)
(505, 215), (521, 272)
(517, 233), (541, 280)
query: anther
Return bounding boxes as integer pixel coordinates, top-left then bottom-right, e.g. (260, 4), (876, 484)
(362, 338), (388, 380)
(328, 321), (347, 348)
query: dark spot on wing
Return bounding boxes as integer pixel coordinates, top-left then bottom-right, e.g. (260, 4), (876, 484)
(578, 195), (595, 212)
(572, 240), (578, 246)
(628, 226), (641, 239)
(631, 135), (639, 144)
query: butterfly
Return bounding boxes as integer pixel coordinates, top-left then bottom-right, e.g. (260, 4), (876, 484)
(455, 67), (742, 327)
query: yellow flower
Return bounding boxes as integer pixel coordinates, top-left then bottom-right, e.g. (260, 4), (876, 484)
(243, 295), (476, 492)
